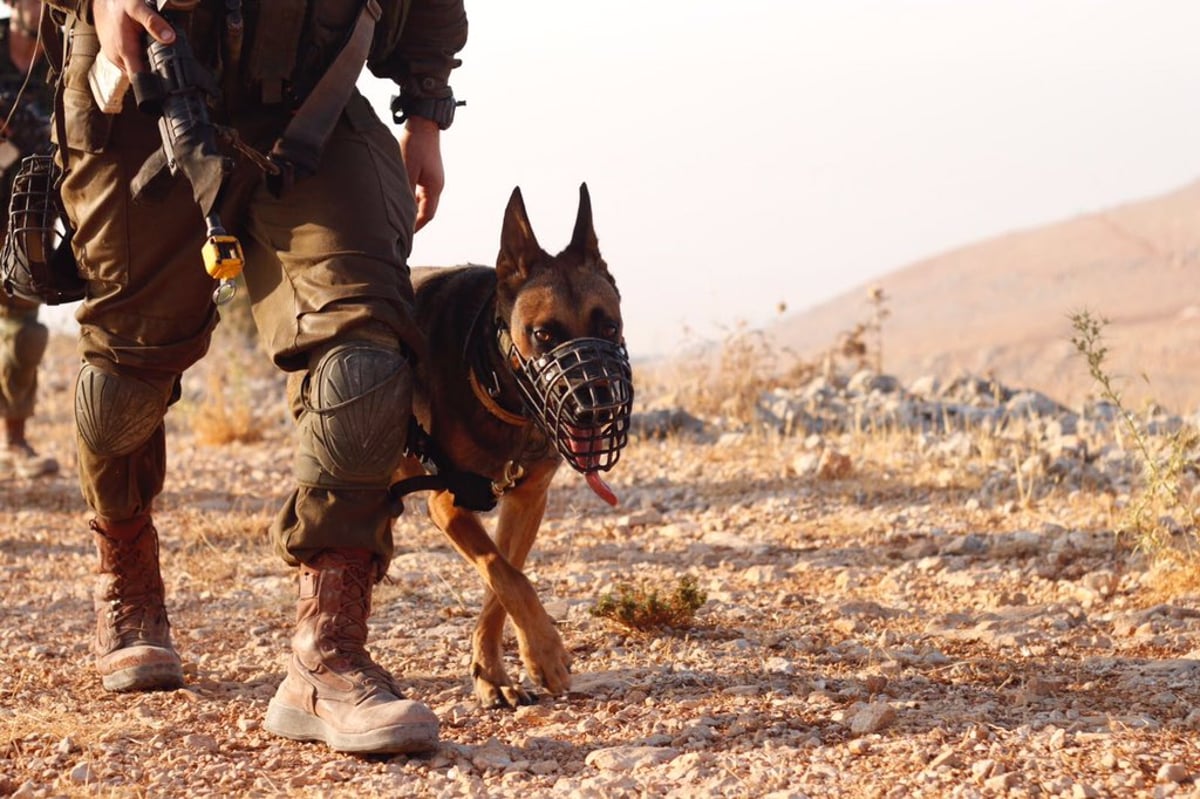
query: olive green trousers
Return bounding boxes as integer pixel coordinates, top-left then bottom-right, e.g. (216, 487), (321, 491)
(57, 25), (420, 566)
(0, 295), (47, 421)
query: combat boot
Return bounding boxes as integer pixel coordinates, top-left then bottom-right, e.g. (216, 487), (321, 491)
(92, 517), (184, 692)
(0, 442), (59, 478)
(264, 549), (439, 754)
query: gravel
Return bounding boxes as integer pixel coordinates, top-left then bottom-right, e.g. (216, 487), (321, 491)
(2, 335), (1199, 798)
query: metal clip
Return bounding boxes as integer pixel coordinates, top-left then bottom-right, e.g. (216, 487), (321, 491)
(491, 460), (525, 497)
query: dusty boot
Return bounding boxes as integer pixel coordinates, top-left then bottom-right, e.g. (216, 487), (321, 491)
(92, 517), (184, 692)
(2, 442), (60, 478)
(2, 419), (59, 479)
(264, 549), (439, 754)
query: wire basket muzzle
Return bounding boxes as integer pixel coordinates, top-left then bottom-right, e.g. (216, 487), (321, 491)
(1, 153), (82, 305)
(511, 337), (634, 474)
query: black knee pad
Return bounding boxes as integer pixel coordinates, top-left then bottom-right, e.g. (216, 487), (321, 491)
(75, 364), (169, 457)
(296, 342), (413, 488)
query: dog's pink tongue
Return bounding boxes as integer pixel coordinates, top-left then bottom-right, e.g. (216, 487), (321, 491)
(567, 425), (619, 505)
(586, 471), (619, 506)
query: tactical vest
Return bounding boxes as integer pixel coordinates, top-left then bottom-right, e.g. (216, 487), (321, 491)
(172, 0), (412, 112)
(248, 0), (393, 105)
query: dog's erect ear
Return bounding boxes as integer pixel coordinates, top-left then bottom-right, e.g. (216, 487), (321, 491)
(566, 182), (601, 261)
(497, 187), (542, 286)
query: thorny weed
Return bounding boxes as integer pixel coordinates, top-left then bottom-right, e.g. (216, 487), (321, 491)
(867, 284), (890, 375)
(591, 575), (708, 632)
(1070, 310), (1199, 561)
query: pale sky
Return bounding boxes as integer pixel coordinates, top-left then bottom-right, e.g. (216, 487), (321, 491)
(361, 0), (1200, 359)
(39, 2), (1200, 360)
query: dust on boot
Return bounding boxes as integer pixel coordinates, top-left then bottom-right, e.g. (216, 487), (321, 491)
(264, 549), (439, 754)
(1, 314), (58, 478)
(92, 517), (184, 692)
(1, 419), (59, 478)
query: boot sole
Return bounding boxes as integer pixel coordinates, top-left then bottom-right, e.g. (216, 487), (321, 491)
(264, 699), (439, 754)
(102, 662), (185, 693)
(98, 643), (184, 692)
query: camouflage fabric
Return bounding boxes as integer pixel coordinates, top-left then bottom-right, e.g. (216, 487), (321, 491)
(0, 22), (52, 221)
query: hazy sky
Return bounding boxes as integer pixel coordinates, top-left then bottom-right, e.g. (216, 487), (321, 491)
(34, 2), (1200, 359)
(360, 0), (1200, 358)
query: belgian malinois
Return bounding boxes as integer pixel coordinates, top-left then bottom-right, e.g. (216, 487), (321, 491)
(394, 184), (633, 708)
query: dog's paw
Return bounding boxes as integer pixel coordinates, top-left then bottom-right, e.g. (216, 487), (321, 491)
(517, 627), (573, 695)
(475, 676), (537, 710)
(529, 657), (572, 696)
(471, 661), (536, 709)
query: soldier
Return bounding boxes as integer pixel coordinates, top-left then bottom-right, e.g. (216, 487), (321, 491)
(0, 0), (58, 479)
(41, 0), (467, 755)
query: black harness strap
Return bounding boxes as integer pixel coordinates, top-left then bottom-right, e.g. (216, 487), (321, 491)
(387, 277), (532, 516)
(388, 418), (498, 515)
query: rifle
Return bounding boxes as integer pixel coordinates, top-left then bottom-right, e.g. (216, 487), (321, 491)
(130, 0), (243, 305)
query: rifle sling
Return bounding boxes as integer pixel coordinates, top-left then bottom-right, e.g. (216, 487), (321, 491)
(267, 0), (381, 191)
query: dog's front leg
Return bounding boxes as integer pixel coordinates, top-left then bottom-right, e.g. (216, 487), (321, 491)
(470, 593), (528, 708)
(468, 482), (549, 708)
(483, 467), (571, 701)
(428, 474), (569, 707)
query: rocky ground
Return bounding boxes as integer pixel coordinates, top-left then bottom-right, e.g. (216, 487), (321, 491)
(2, 333), (1200, 798)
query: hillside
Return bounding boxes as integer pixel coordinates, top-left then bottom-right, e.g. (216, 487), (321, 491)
(766, 179), (1200, 412)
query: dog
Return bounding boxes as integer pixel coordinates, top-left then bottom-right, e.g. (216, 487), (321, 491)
(393, 183), (633, 708)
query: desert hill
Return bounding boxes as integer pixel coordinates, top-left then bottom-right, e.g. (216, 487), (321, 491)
(765, 179), (1200, 412)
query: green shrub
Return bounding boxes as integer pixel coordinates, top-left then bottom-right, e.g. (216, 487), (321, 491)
(1070, 309), (1199, 558)
(591, 575), (708, 631)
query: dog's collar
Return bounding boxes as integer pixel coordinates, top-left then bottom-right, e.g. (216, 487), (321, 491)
(463, 286), (529, 427)
(468, 368), (528, 427)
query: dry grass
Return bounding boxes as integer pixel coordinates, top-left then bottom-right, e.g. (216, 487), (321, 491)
(182, 292), (277, 446)
(187, 368), (266, 446)
(637, 307), (874, 429)
(1142, 553), (1200, 605)
(640, 303), (1200, 595)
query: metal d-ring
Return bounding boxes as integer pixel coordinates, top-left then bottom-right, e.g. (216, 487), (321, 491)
(491, 460), (525, 497)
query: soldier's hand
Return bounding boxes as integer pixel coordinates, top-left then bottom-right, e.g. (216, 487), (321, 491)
(93, 0), (175, 76)
(399, 117), (445, 232)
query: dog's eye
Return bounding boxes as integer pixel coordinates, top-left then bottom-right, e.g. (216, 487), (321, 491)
(600, 321), (620, 340)
(532, 328), (555, 347)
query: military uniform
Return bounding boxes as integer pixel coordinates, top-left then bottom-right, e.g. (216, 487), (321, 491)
(42, 0), (468, 754)
(0, 18), (57, 477)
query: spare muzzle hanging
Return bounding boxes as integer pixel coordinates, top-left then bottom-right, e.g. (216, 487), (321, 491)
(0, 152), (84, 305)
(502, 331), (634, 474)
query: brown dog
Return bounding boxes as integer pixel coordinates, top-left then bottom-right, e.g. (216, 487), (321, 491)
(394, 184), (633, 708)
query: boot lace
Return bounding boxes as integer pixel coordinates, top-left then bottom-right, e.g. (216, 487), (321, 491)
(325, 556), (403, 696)
(94, 522), (169, 646)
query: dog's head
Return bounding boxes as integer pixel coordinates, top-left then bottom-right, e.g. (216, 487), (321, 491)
(494, 184), (633, 491)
